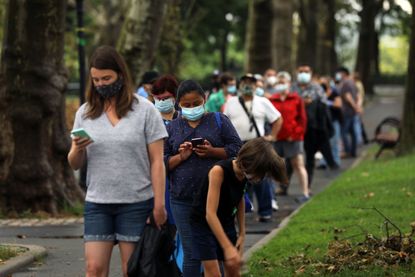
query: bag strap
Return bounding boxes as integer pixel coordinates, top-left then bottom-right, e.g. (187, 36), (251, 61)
(238, 96), (261, 138)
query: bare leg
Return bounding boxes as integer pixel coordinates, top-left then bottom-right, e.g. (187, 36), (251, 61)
(203, 260), (221, 277)
(85, 241), (114, 277)
(119, 241), (137, 277)
(290, 154), (309, 197)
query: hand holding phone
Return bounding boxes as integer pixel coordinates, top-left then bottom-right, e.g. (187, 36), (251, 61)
(191, 137), (204, 148)
(71, 128), (93, 141)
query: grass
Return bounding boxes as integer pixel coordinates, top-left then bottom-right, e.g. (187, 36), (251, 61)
(0, 245), (27, 264)
(246, 150), (415, 276)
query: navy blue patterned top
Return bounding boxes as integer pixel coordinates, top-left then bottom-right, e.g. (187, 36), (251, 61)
(164, 112), (242, 201)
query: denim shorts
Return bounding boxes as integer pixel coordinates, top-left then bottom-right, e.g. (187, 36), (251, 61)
(191, 220), (237, 261)
(84, 199), (153, 242)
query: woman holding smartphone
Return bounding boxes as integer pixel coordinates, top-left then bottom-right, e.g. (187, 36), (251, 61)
(164, 80), (242, 276)
(68, 46), (167, 277)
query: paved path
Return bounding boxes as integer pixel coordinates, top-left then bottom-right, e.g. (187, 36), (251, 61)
(0, 85), (404, 276)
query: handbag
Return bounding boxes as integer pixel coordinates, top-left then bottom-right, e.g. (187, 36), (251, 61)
(127, 215), (180, 277)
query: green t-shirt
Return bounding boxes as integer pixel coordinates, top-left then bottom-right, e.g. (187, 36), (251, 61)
(206, 89), (225, 112)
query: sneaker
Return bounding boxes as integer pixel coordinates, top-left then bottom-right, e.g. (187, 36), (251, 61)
(258, 215), (272, 223)
(272, 199), (279, 211)
(295, 195), (310, 204)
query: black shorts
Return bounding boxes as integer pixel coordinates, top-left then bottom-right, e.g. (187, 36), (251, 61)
(191, 221), (237, 261)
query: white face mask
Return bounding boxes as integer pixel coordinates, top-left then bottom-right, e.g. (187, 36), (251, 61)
(266, 76), (277, 86)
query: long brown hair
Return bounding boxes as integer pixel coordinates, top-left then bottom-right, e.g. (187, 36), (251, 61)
(237, 138), (288, 185)
(84, 45), (136, 119)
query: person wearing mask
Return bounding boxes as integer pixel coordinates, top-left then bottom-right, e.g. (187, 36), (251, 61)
(269, 72), (310, 203)
(164, 80), (242, 276)
(293, 65), (339, 189)
(335, 67), (361, 158)
(352, 72), (369, 145)
(224, 74), (283, 221)
(205, 72), (237, 112)
(68, 46), (167, 276)
(191, 138), (288, 277)
(254, 74), (265, 97)
(318, 77), (343, 168)
(263, 68), (278, 97)
(136, 70), (159, 103)
(151, 75), (180, 225)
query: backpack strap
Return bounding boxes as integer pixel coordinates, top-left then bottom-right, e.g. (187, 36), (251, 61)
(214, 111), (222, 129)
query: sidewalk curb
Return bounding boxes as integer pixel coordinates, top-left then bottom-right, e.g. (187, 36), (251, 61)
(242, 149), (368, 267)
(0, 244), (47, 277)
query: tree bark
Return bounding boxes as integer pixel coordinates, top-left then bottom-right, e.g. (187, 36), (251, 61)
(245, 0), (273, 74)
(271, 0), (294, 72)
(355, 0), (382, 96)
(87, 0), (129, 50)
(398, 0), (415, 154)
(316, 0), (337, 75)
(156, 0), (183, 75)
(296, 0), (319, 69)
(117, 0), (168, 85)
(0, 0), (84, 215)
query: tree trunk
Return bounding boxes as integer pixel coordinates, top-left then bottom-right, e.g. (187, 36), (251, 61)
(355, 0), (382, 96)
(316, 0), (337, 75)
(297, 0), (319, 69)
(271, 0), (294, 72)
(0, 0), (84, 215)
(219, 29), (229, 72)
(87, 0), (129, 49)
(156, 0), (183, 75)
(398, 0), (415, 154)
(117, 0), (168, 85)
(245, 0), (273, 74)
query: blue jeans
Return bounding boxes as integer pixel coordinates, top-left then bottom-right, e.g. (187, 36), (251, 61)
(342, 115), (357, 157)
(249, 178), (273, 217)
(353, 115), (363, 145)
(170, 198), (201, 277)
(320, 120), (341, 166)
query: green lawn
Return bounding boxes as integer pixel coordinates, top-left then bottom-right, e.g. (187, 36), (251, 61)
(0, 245), (26, 264)
(246, 151), (415, 276)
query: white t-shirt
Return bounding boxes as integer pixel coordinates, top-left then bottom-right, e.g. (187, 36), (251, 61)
(224, 96), (281, 141)
(72, 95), (168, 203)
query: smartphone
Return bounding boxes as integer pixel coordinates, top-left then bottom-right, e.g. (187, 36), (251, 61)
(71, 128), (93, 141)
(191, 137), (204, 148)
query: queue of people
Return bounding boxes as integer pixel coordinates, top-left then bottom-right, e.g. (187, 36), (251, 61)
(68, 45), (366, 277)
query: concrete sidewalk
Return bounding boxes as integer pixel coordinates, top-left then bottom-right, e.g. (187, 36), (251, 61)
(0, 85), (404, 276)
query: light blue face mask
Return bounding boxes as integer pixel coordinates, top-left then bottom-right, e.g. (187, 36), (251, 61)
(335, 73), (342, 82)
(227, 85), (237, 94)
(181, 104), (205, 121)
(154, 98), (174, 113)
(297, 72), (311, 84)
(255, 87), (265, 97)
(275, 83), (289, 93)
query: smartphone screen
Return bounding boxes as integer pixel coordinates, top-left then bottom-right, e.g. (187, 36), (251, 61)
(191, 137), (204, 148)
(71, 128), (93, 141)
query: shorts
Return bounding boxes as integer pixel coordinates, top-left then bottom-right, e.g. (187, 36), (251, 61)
(273, 141), (304, 159)
(191, 221), (237, 261)
(84, 199), (153, 242)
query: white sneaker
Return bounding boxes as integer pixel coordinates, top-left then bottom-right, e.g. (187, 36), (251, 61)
(272, 199), (279, 211)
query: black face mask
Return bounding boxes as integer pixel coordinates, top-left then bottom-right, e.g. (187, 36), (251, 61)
(321, 83), (327, 92)
(95, 78), (123, 98)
